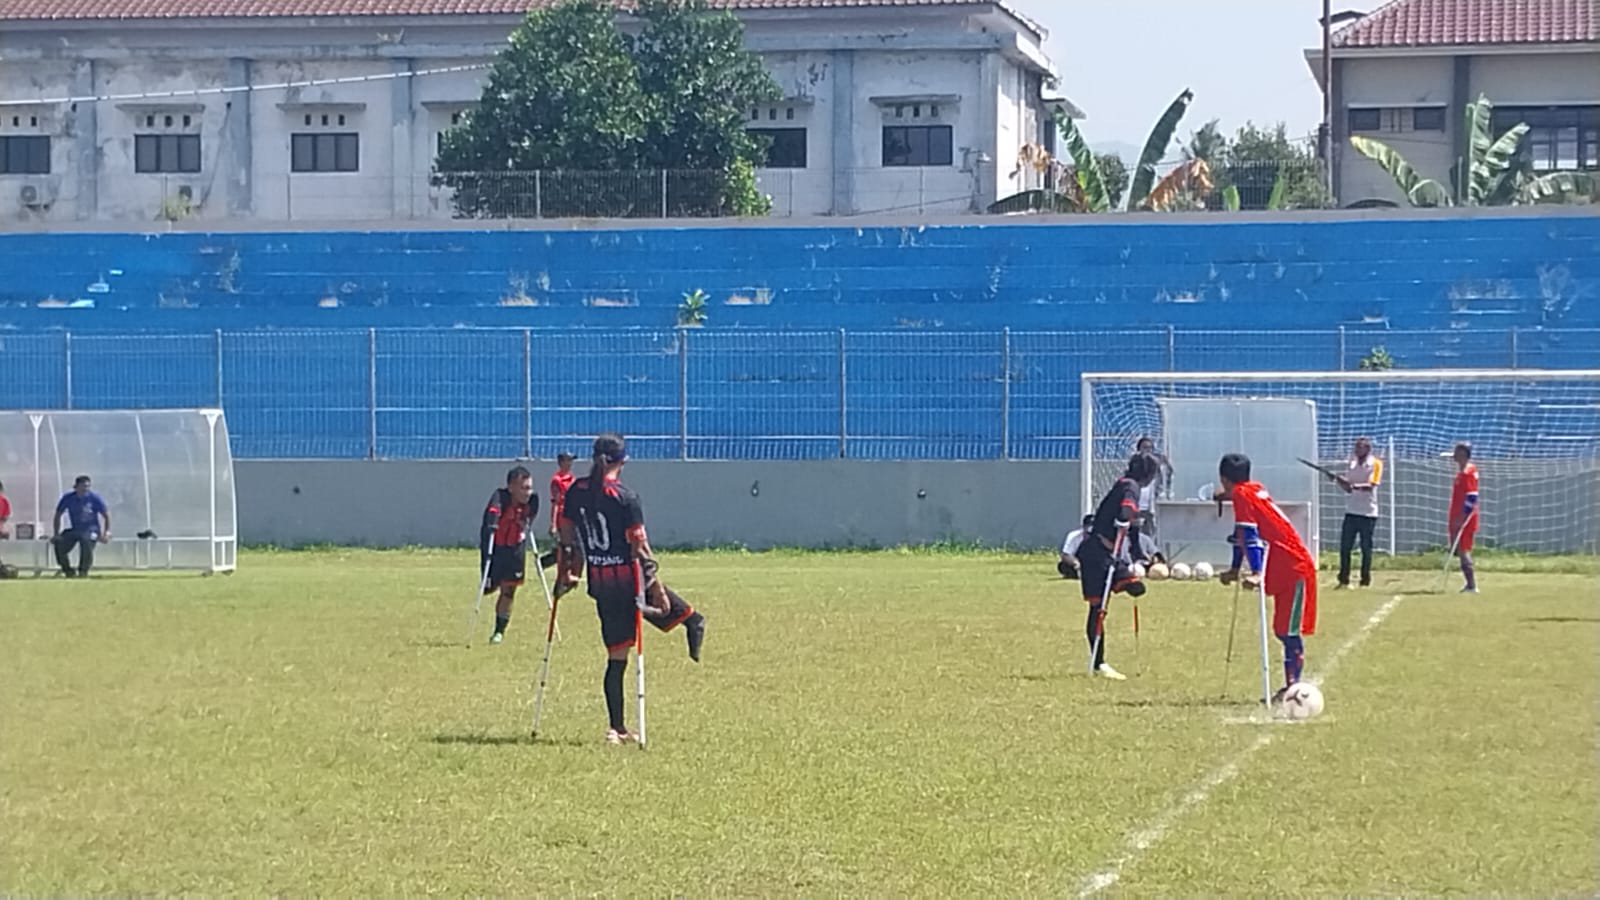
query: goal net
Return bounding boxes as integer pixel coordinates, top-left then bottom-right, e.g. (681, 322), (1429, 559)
(0, 409), (237, 573)
(1081, 369), (1600, 565)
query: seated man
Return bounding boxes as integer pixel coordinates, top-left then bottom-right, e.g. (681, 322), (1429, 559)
(1058, 514), (1093, 579)
(52, 475), (110, 578)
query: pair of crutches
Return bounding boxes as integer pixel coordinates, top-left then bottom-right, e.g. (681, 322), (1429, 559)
(466, 529), (561, 647)
(1086, 526), (1141, 676)
(1220, 540), (1275, 710)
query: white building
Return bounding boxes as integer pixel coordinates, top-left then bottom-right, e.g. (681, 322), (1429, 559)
(1307, 0), (1600, 207)
(0, 0), (1064, 223)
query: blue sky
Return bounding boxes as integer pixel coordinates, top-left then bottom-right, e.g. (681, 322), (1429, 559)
(1010, 0), (1347, 158)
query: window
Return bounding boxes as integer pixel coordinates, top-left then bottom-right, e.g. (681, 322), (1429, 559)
(1347, 108), (1381, 132)
(882, 125), (953, 167)
(750, 127), (807, 169)
(0, 135), (50, 174)
(1492, 106), (1600, 171)
(1412, 107), (1446, 132)
(134, 134), (202, 173)
(291, 132), (360, 173)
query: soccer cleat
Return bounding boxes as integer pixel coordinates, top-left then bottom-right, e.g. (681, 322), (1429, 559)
(685, 613), (706, 662)
(605, 728), (635, 745)
(1269, 686), (1288, 706)
(489, 631), (504, 644)
(1460, 585), (1479, 594)
(1095, 663), (1127, 681)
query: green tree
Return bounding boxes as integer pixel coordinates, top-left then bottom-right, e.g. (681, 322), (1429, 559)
(435, 0), (779, 218)
(1096, 152), (1129, 209)
(1226, 122), (1329, 209)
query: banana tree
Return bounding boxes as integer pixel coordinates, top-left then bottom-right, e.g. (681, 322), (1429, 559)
(1351, 94), (1595, 207)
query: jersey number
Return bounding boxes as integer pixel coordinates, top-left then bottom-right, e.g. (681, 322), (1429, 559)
(578, 510), (611, 552)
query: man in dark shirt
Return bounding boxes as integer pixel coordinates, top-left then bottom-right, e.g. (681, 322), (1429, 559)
(1078, 452), (1158, 681)
(558, 432), (706, 745)
(479, 466), (538, 644)
(53, 475), (110, 578)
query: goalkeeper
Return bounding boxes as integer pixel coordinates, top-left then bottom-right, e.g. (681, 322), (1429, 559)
(1077, 452), (1157, 681)
(1215, 452), (1318, 703)
(1447, 442), (1480, 593)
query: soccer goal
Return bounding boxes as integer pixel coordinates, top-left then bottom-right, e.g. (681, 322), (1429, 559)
(0, 409), (237, 574)
(1081, 369), (1600, 566)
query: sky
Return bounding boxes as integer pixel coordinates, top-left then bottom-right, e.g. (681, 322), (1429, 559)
(1009, 0), (1352, 159)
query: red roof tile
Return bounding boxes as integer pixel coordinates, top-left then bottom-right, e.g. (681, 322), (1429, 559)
(0, 0), (1018, 22)
(1332, 0), (1599, 48)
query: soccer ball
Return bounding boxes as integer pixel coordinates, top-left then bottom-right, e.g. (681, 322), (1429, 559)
(1170, 562), (1193, 580)
(1279, 682), (1325, 720)
(1192, 562), (1215, 580)
(1146, 562), (1170, 581)
(1130, 562), (1147, 579)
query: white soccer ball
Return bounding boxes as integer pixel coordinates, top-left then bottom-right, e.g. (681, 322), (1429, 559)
(1170, 562), (1193, 580)
(1129, 562), (1147, 579)
(1146, 562), (1170, 581)
(1193, 562), (1215, 580)
(1279, 682), (1325, 720)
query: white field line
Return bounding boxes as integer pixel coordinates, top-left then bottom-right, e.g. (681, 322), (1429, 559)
(1077, 594), (1405, 897)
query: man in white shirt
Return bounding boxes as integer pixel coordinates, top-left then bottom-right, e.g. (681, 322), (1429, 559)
(1059, 514), (1093, 578)
(1333, 436), (1383, 588)
(1134, 436), (1174, 541)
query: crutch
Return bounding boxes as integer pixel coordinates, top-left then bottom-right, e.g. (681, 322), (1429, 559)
(1253, 544), (1274, 710)
(1086, 528), (1127, 674)
(529, 586), (563, 739)
(632, 559), (649, 749)
(1219, 576), (1243, 699)
(1436, 509), (1477, 594)
(525, 530), (561, 642)
(466, 544), (493, 648)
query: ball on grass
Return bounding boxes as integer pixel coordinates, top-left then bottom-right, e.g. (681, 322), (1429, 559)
(1193, 561), (1215, 580)
(1146, 562), (1170, 581)
(1279, 682), (1325, 720)
(1170, 562), (1193, 580)
(1130, 562), (1146, 579)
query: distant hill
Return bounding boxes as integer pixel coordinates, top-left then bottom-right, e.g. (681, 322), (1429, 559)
(1091, 140), (1142, 163)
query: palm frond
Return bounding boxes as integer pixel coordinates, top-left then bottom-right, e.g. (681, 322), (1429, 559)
(1349, 134), (1452, 207)
(1518, 171), (1597, 205)
(1053, 110), (1110, 213)
(1141, 158), (1213, 211)
(1127, 89), (1194, 211)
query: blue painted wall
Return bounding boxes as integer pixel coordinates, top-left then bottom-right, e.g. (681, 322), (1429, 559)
(1, 213), (1597, 331)
(2, 215), (1597, 461)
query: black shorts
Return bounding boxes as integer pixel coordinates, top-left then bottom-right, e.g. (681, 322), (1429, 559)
(1077, 537), (1135, 603)
(484, 545), (526, 592)
(593, 581), (695, 651)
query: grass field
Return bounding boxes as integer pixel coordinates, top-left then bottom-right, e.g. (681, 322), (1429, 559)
(2, 548), (1597, 895)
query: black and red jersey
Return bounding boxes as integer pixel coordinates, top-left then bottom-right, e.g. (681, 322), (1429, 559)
(481, 488), (536, 551)
(1089, 476), (1142, 547)
(559, 474), (647, 597)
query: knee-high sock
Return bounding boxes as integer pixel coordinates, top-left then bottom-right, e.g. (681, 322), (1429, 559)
(1460, 552), (1476, 590)
(1086, 603), (1106, 668)
(1278, 634), (1305, 686)
(604, 658), (627, 731)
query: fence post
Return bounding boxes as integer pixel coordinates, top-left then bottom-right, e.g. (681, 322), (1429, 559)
(678, 328), (689, 460)
(837, 328), (848, 458)
(1509, 327), (1519, 368)
(214, 328), (224, 406)
(534, 171), (543, 219)
(367, 327), (378, 460)
(1000, 327), (1011, 460)
(522, 328), (533, 459)
(661, 170), (670, 219)
(63, 331), (74, 409)
(1165, 324), (1176, 371)
(1336, 325), (1346, 370)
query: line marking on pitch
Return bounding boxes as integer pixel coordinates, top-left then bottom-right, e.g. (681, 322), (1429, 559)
(1077, 594), (1405, 898)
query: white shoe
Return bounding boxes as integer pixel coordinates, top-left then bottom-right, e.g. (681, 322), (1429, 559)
(605, 728), (635, 744)
(1460, 586), (1479, 594)
(1095, 663), (1127, 681)
(489, 632), (504, 644)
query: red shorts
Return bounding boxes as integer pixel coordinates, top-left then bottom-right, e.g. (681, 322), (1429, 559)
(1268, 573), (1316, 637)
(1451, 523), (1476, 554)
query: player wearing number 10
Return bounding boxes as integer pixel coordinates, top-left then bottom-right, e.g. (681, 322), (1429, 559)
(558, 432), (706, 744)
(1215, 453), (1318, 703)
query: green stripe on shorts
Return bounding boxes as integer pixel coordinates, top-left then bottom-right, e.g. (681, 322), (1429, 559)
(1286, 579), (1305, 636)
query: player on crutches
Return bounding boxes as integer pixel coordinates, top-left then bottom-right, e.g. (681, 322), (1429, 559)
(468, 466), (540, 647)
(1080, 452), (1158, 681)
(554, 433), (706, 746)
(1215, 452), (1319, 710)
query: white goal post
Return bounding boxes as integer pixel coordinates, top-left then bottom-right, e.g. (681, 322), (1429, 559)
(1081, 369), (1600, 563)
(0, 409), (237, 574)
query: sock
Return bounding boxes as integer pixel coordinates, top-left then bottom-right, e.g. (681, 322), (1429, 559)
(1460, 553), (1476, 589)
(604, 659), (627, 732)
(494, 615), (509, 635)
(1278, 635), (1305, 686)
(1085, 603), (1106, 668)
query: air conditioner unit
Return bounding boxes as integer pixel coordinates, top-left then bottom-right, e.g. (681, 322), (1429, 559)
(18, 179), (53, 209)
(19, 184), (40, 207)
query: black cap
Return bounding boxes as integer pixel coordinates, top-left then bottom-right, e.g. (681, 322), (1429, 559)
(556, 451), (576, 462)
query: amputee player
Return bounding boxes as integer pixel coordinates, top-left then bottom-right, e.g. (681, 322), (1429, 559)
(538, 450), (577, 575)
(480, 465), (539, 644)
(1215, 452), (1318, 703)
(1078, 452), (1157, 681)
(557, 432), (707, 744)
(1448, 441), (1480, 594)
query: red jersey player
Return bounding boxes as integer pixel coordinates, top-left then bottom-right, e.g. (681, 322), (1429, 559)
(1448, 441), (1480, 593)
(1215, 452), (1318, 703)
(538, 451), (578, 580)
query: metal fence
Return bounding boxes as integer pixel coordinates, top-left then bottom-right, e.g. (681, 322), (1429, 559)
(1, 326), (1596, 460)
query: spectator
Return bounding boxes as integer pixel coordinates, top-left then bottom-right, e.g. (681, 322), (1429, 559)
(52, 475), (110, 578)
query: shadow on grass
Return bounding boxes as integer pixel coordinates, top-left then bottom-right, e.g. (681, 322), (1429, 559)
(1112, 697), (1248, 710)
(430, 733), (589, 748)
(1521, 616), (1600, 624)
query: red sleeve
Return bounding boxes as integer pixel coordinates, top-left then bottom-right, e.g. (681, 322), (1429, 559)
(0, 496), (10, 518)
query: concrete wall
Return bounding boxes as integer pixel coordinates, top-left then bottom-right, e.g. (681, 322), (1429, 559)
(233, 458), (1599, 554)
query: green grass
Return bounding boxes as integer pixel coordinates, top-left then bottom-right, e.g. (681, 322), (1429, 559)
(2, 549), (1596, 895)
